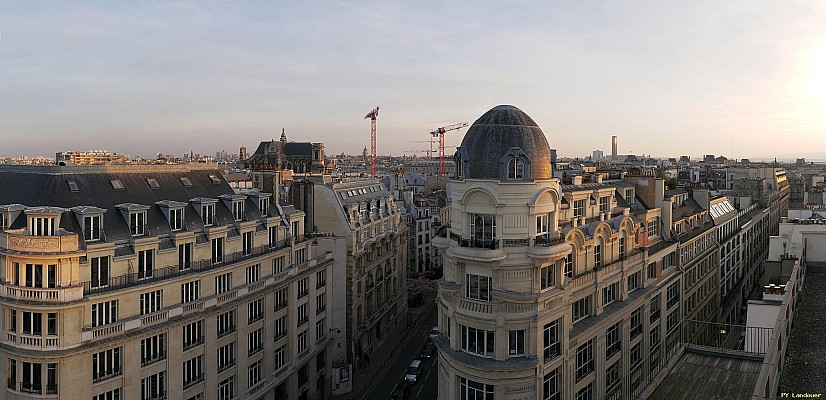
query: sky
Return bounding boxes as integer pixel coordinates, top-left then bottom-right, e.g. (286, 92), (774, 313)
(1, 1), (826, 160)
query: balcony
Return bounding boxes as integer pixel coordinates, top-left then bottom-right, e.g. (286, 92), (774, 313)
(6, 332), (59, 348)
(1, 283), (85, 303)
(93, 368), (122, 383)
(82, 240), (292, 295)
(0, 229), (80, 255)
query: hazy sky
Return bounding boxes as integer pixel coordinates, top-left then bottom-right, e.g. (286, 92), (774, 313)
(1, 1), (826, 160)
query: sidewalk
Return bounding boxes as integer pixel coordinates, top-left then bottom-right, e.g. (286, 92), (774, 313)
(334, 291), (437, 400)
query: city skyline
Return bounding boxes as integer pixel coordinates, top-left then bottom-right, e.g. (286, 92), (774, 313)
(1, 1), (826, 159)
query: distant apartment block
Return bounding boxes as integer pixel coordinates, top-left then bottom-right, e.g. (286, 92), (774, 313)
(56, 150), (127, 166)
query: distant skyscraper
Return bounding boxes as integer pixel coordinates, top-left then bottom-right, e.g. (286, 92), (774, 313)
(611, 135), (618, 161)
(239, 146), (247, 160)
(592, 149), (604, 161)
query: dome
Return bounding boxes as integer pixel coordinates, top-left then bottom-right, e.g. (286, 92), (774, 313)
(456, 105), (552, 180)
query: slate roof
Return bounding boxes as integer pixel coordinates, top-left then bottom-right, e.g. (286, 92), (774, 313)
(459, 105), (552, 180)
(0, 166), (273, 243)
(779, 261), (826, 394)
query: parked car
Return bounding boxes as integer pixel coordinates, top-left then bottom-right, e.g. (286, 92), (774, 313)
(391, 380), (410, 400)
(405, 360), (423, 384)
(420, 341), (436, 359)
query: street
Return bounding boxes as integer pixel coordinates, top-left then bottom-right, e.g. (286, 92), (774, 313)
(369, 306), (438, 400)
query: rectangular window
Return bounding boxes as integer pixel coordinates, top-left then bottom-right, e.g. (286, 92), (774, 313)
(84, 215), (102, 242)
(573, 199), (585, 217)
(139, 290), (162, 315)
(178, 242), (192, 271)
(274, 315), (288, 340)
(246, 263), (260, 285)
(667, 308), (681, 332)
(543, 319), (561, 362)
(248, 360), (262, 389)
(630, 307), (643, 339)
(648, 262), (657, 280)
(647, 218), (658, 237)
(667, 281), (680, 309)
(602, 281), (619, 306)
(273, 256), (285, 274)
(92, 347), (122, 382)
(564, 253), (573, 278)
(140, 371), (165, 400)
(182, 355), (203, 388)
(465, 274), (491, 301)
(275, 344), (287, 371)
(650, 325), (661, 348)
(316, 293), (326, 315)
(469, 213), (496, 247)
(606, 361), (621, 397)
(297, 329), (308, 353)
(650, 294), (661, 323)
(297, 303), (308, 326)
(248, 328), (263, 355)
(233, 201), (244, 222)
(625, 189), (634, 205)
(268, 226), (278, 248)
(217, 342), (235, 371)
(202, 204), (215, 226)
(47, 313), (57, 336)
(211, 237), (224, 263)
(630, 342), (642, 367)
(508, 330), (525, 356)
(218, 376), (234, 400)
(298, 277), (308, 298)
(536, 213), (551, 237)
(294, 247), (307, 263)
(259, 198), (270, 217)
(215, 272), (232, 295)
(248, 298), (263, 324)
(183, 320), (204, 349)
(599, 196), (609, 213)
(572, 295), (591, 322)
(543, 367), (560, 400)
(94, 388), (121, 400)
(181, 280), (200, 304)
(217, 310), (236, 337)
(575, 339), (594, 382)
(169, 207), (184, 231)
(90, 256), (109, 288)
(459, 377), (494, 400)
(316, 269), (326, 288)
(91, 300), (118, 327)
(274, 287), (288, 311)
(540, 265), (554, 290)
(606, 322), (621, 358)
(130, 211), (146, 236)
(576, 384), (593, 400)
(460, 325), (495, 357)
(137, 249), (154, 279)
(628, 271), (641, 293)
(316, 318), (326, 342)
(242, 231), (253, 255)
(23, 311), (42, 335)
(140, 333), (166, 366)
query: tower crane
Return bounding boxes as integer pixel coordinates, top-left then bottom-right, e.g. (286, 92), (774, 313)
(364, 106), (380, 177)
(430, 122), (469, 175)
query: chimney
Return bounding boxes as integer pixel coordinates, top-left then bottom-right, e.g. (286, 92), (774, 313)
(573, 176), (583, 185)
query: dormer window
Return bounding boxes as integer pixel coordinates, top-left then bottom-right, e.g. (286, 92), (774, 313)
(258, 197), (270, 217)
(0, 213), (5, 230)
(130, 211), (146, 236)
(116, 204), (150, 237)
(202, 204), (215, 226)
(180, 177), (193, 187)
(84, 215), (102, 241)
(146, 178), (160, 189)
(26, 208), (64, 236)
(170, 208), (184, 231)
(232, 201), (244, 222)
(508, 158), (524, 180)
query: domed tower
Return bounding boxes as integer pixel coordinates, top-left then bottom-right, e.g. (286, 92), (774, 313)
(434, 105), (571, 399)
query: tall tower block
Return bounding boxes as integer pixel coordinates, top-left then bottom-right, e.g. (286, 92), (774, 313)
(612, 135), (618, 161)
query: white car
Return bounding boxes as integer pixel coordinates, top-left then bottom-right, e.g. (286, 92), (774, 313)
(405, 360), (423, 384)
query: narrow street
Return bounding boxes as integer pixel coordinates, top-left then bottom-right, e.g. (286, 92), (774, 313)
(368, 302), (438, 400)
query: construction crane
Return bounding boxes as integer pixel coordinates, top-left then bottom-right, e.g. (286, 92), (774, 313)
(430, 122), (469, 175)
(364, 106), (380, 177)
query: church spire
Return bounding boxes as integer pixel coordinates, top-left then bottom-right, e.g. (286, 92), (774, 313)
(280, 127), (287, 143)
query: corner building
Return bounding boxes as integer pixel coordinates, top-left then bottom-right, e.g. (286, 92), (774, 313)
(435, 106), (680, 400)
(0, 164), (334, 400)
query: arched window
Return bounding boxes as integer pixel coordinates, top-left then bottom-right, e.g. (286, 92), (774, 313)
(508, 158), (524, 180)
(594, 238), (603, 268)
